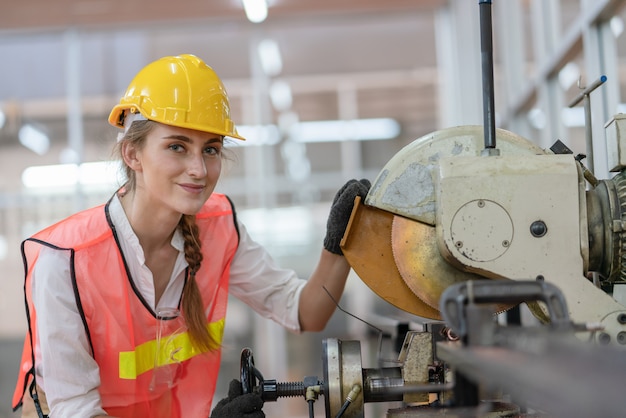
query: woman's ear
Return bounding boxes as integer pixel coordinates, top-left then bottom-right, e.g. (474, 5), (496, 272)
(121, 142), (142, 171)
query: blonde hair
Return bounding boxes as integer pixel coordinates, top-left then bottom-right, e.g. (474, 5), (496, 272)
(115, 119), (219, 352)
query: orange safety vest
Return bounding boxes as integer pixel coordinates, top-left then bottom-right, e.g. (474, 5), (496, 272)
(13, 193), (239, 418)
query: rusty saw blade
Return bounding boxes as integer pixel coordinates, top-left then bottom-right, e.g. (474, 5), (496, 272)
(341, 196), (441, 319)
(391, 215), (514, 314)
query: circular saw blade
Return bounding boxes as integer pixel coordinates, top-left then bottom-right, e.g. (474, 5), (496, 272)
(391, 215), (486, 310)
(341, 197), (441, 319)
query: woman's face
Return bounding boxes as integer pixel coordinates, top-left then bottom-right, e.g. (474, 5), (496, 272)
(128, 123), (223, 215)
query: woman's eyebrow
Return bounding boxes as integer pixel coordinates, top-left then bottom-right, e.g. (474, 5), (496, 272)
(162, 135), (222, 144)
(163, 134), (192, 142)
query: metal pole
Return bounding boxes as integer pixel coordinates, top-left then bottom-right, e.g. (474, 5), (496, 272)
(567, 75), (607, 174)
(479, 0), (497, 155)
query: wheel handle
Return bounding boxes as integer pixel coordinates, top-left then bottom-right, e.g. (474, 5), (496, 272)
(240, 347), (257, 394)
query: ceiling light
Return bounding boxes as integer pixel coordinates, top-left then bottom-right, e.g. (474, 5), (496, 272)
(527, 108), (546, 130)
(22, 163), (79, 188)
(561, 107), (588, 128)
(59, 147), (81, 164)
(277, 111), (299, 134)
(79, 161), (121, 186)
(232, 125), (281, 146)
(611, 16), (624, 38)
(19, 123), (50, 155)
(290, 118), (401, 143)
(0, 235), (7, 261)
(269, 80), (292, 111)
(230, 118), (401, 145)
(242, 0), (268, 23)
(257, 39), (282, 76)
(558, 62), (580, 90)
(21, 161), (121, 189)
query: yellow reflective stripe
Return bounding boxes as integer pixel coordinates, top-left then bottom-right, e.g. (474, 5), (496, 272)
(119, 318), (224, 380)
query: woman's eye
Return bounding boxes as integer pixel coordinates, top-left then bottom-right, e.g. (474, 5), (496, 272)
(169, 144), (184, 152)
(205, 146), (221, 156)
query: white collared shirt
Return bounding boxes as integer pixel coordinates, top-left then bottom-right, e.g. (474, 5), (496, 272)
(31, 194), (306, 417)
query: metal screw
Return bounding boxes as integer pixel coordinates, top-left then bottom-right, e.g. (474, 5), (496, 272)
(617, 332), (626, 345)
(598, 332), (611, 345)
(617, 313), (626, 324)
(530, 221), (548, 237)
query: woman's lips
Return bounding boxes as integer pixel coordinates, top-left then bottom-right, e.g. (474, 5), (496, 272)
(179, 183), (205, 194)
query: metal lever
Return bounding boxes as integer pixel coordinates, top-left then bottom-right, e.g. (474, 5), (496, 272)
(439, 280), (573, 339)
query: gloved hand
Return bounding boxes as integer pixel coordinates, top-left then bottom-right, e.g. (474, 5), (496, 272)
(324, 178), (371, 255)
(210, 379), (265, 418)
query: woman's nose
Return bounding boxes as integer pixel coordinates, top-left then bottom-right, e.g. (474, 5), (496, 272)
(187, 153), (208, 177)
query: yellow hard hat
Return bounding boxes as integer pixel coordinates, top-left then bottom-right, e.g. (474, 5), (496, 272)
(108, 54), (245, 140)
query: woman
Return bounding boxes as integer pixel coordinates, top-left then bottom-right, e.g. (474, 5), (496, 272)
(12, 54), (370, 418)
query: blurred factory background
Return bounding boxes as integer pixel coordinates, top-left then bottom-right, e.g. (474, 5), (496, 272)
(2, 0), (626, 416)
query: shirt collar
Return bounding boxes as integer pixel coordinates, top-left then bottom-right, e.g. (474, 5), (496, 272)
(109, 193), (185, 258)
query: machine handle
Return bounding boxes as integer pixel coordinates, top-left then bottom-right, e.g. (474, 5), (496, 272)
(240, 347), (260, 394)
(439, 280), (572, 339)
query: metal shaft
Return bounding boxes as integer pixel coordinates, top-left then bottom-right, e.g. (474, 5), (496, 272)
(479, 0), (496, 152)
(567, 74), (607, 175)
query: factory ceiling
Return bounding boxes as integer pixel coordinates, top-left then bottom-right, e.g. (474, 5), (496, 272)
(2, 0), (626, 197)
(0, 1), (448, 154)
(2, 0), (447, 31)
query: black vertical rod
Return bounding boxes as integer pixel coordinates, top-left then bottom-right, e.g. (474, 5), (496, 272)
(479, 0), (496, 151)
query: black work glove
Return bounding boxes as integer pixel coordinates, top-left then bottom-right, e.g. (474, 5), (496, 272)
(210, 379), (265, 418)
(324, 178), (371, 255)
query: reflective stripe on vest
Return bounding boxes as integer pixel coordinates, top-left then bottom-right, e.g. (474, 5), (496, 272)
(119, 318), (224, 379)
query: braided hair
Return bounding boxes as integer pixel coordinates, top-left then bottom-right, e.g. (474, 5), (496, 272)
(116, 120), (219, 352)
(178, 214), (220, 351)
